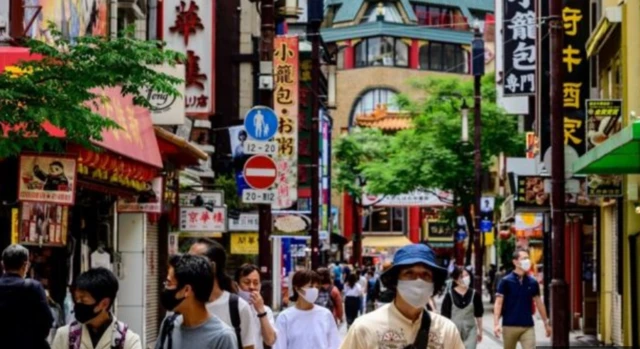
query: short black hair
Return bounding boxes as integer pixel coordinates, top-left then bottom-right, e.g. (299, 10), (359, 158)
(512, 248), (529, 260)
(1, 244), (29, 271)
(75, 268), (119, 308)
(194, 238), (235, 292)
(169, 254), (214, 303)
(234, 263), (260, 283)
(316, 267), (332, 285)
(290, 270), (319, 302)
(50, 161), (64, 169)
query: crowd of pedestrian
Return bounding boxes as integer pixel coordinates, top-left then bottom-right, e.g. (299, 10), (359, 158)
(0, 240), (552, 349)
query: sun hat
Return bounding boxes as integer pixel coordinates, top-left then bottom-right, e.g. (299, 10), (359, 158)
(381, 243), (447, 284)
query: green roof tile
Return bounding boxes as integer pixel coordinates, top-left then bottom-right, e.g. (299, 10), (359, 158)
(320, 21), (474, 44)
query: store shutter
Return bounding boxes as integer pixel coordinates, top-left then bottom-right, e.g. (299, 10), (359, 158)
(145, 222), (160, 347)
(611, 206), (623, 346)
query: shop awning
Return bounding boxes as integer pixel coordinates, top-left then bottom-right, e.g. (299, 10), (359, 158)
(573, 122), (640, 174)
(358, 235), (413, 248)
(585, 6), (621, 58)
(0, 49), (163, 169)
(155, 127), (208, 167)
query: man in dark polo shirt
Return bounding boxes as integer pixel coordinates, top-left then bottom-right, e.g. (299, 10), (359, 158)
(493, 248), (551, 349)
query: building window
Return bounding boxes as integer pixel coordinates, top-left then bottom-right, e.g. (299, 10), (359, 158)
(354, 37), (410, 68)
(363, 1), (403, 23)
(363, 207), (405, 233)
(413, 4), (458, 28)
(350, 88), (399, 125)
(418, 42), (467, 73)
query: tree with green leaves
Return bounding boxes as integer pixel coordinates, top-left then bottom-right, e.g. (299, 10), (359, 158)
(336, 73), (523, 264)
(0, 26), (184, 157)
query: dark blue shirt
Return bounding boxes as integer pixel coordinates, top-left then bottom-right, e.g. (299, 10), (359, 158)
(497, 271), (540, 327)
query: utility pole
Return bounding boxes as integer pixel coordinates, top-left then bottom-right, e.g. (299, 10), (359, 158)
(309, 8), (321, 270)
(549, 0), (569, 345)
(472, 28), (484, 295)
(258, 0), (275, 301)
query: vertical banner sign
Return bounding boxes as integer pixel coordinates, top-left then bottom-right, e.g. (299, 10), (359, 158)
(585, 100), (623, 196)
(298, 54), (313, 192)
(560, 0), (589, 163)
(163, 0), (215, 114)
(503, 0), (536, 96)
(272, 36), (300, 209)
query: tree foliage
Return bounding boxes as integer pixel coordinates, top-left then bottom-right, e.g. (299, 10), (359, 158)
(0, 25), (185, 157)
(362, 73), (523, 206)
(333, 127), (390, 202)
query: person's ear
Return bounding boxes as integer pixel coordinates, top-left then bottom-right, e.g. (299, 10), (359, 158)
(98, 298), (111, 313)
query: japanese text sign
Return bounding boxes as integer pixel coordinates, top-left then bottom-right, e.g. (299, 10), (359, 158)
(272, 36), (299, 209)
(18, 154), (77, 205)
(230, 233), (259, 255)
(116, 176), (164, 213)
(503, 0), (536, 95)
(163, 0), (215, 114)
(561, 0), (589, 158)
(179, 206), (227, 232)
(585, 100), (623, 197)
(229, 213), (259, 231)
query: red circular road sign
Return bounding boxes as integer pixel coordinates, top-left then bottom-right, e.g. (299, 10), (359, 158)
(243, 155), (278, 190)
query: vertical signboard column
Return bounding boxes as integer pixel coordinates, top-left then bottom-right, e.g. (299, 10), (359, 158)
(503, 0), (536, 96)
(272, 36), (300, 209)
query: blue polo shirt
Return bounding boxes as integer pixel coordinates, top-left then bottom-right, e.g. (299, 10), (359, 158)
(496, 271), (540, 327)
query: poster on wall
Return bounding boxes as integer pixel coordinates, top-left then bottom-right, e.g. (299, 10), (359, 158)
(427, 221), (455, 242)
(180, 206), (227, 232)
(18, 154), (77, 205)
(117, 177), (163, 213)
(272, 212), (310, 236)
(23, 0), (109, 40)
(585, 99), (623, 196)
(20, 201), (69, 246)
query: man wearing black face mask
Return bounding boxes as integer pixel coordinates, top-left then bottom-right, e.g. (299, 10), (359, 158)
(52, 267), (141, 349)
(156, 254), (237, 349)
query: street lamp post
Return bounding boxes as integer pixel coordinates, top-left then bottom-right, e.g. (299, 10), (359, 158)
(471, 28), (484, 295)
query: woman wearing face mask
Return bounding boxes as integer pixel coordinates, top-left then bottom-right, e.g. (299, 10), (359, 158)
(273, 270), (340, 349)
(441, 267), (484, 348)
(234, 264), (277, 349)
(341, 244), (465, 349)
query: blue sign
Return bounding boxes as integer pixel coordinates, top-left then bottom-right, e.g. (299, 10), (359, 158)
(455, 229), (467, 242)
(244, 106), (278, 141)
(480, 219), (493, 233)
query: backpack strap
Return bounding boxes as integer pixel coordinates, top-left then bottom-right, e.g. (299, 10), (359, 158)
(68, 321), (83, 349)
(160, 314), (179, 349)
(229, 293), (243, 348)
(411, 310), (432, 349)
(112, 320), (128, 349)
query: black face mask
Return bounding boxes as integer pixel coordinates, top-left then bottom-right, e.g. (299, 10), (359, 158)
(161, 287), (186, 311)
(74, 302), (101, 324)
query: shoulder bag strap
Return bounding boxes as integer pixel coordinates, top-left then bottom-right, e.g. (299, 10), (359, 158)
(229, 294), (243, 348)
(160, 314), (179, 349)
(412, 310), (432, 349)
(68, 321), (83, 349)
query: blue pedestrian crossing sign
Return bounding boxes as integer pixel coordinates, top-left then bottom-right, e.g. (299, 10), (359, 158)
(244, 106), (279, 141)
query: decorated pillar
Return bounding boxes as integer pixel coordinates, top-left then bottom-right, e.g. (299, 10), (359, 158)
(409, 39), (420, 69)
(343, 40), (355, 69)
(409, 206), (421, 243)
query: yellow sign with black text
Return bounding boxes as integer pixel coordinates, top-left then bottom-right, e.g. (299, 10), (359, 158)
(230, 233), (259, 255)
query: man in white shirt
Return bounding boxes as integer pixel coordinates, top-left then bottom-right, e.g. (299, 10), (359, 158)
(190, 239), (256, 349)
(235, 264), (277, 349)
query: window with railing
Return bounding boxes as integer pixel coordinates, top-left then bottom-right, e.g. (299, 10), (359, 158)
(354, 37), (409, 68)
(413, 4), (469, 30)
(418, 42), (468, 74)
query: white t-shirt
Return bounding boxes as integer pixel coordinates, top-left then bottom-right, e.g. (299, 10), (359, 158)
(206, 291), (256, 347)
(358, 276), (368, 291)
(273, 305), (340, 349)
(250, 305), (276, 349)
(344, 283), (363, 297)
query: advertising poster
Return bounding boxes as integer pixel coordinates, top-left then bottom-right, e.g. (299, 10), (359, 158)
(117, 176), (163, 213)
(229, 125), (251, 197)
(585, 100), (623, 196)
(180, 206), (227, 232)
(427, 221), (455, 242)
(272, 212), (310, 236)
(19, 154), (77, 205)
(230, 233), (259, 255)
(20, 201), (69, 246)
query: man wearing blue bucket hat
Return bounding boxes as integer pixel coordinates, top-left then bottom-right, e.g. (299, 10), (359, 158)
(340, 244), (464, 349)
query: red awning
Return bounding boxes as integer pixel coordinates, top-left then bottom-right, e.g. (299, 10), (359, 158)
(0, 47), (163, 169)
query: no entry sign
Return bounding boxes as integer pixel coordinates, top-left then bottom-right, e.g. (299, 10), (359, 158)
(243, 155), (277, 190)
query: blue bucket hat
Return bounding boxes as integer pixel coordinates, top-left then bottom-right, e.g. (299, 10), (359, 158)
(381, 244), (447, 283)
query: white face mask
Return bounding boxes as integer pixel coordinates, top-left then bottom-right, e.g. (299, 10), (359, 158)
(520, 259), (532, 272)
(396, 279), (434, 309)
(238, 290), (252, 304)
(461, 276), (471, 287)
(300, 287), (319, 304)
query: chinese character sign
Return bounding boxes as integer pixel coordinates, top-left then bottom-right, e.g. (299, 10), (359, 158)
(117, 177), (164, 213)
(272, 36), (299, 209)
(585, 100), (623, 196)
(503, 0), (536, 95)
(561, 0), (589, 158)
(18, 154), (77, 205)
(163, 0), (214, 114)
(179, 207), (227, 232)
(230, 233), (259, 255)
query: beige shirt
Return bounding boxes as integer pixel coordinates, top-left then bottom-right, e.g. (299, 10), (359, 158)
(340, 303), (464, 349)
(52, 318), (141, 349)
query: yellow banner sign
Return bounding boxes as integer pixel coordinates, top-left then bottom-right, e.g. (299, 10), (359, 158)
(230, 233), (259, 255)
(11, 208), (19, 244)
